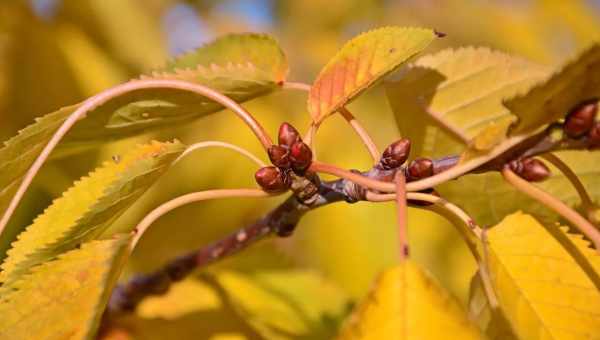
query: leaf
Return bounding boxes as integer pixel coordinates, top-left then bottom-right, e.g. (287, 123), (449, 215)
(336, 260), (481, 340)
(480, 212), (600, 339)
(385, 47), (548, 151)
(309, 26), (437, 124)
(0, 141), (184, 285)
(506, 43), (600, 135)
(468, 274), (518, 340)
(214, 269), (351, 340)
(0, 32), (286, 248)
(0, 235), (131, 340)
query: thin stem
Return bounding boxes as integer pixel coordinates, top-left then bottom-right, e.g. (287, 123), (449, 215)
(541, 153), (594, 211)
(309, 161), (396, 192)
(131, 189), (274, 249)
(395, 172), (409, 260)
(502, 167), (600, 251)
(339, 107), (380, 163)
(176, 141), (266, 167)
(284, 81), (379, 163)
(303, 123), (318, 156)
(0, 79), (272, 237)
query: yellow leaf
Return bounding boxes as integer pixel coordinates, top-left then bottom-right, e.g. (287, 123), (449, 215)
(507, 44), (600, 135)
(0, 234), (131, 340)
(309, 26), (437, 123)
(336, 261), (481, 340)
(482, 212), (600, 339)
(386, 47), (548, 150)
(0, 141), (183, 285)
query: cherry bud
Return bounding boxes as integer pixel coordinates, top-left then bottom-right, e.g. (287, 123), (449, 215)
(407, 158), (434, 181)
(564, 100), (597, 138)
(255, 166), (286, 192)
(278, 122), (301, 147)
(589, 122), (600, 148)
(380, 139), (411, 170)
(290, 142), (312, 172)
(268, 145), (291, 168)
(509, 158), (550, 182)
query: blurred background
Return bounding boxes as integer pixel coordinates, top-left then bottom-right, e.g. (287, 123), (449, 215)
(1, 1), (599, 339)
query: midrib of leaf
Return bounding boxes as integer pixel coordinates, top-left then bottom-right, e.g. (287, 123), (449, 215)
(0, 140), (184, 285)
(0, 235), (131, 340)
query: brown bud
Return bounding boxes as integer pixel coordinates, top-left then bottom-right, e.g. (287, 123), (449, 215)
(407, 158), (434, 181)
(290, 141), (312, 172)
(278, 122), (301, 147)
(564, 100), (598, 138)
(268, 145), (291, 168)
(509, 158), (550, 182)
(380, 139), (411, 170)
(255, 166), (287, 192)
(589, 122), (600, 148)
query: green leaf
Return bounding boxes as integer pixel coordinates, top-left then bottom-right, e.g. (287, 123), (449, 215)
(0, 235), (131, 340)
(214, 269), (351, 340)
(0, 32), (287, 249)
(0, 140), (184, 285)
(336, 261), (481, 340)
(385, 47), (548, 151)
(506, 43), (600, 135)
(309, 26), (437, 124)
(479, 212), (600, 339)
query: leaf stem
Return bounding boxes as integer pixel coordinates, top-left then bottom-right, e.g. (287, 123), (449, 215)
(309, 160), (396, 192)
(541, 153), (594, 211)
(395, 172), (409, 260)
(176, 141), (267, 167)
(502, 167), (600, 251)
(131, 189), (275, 249)
(0, 79), (273, 237)
(283, 81), (380, 163)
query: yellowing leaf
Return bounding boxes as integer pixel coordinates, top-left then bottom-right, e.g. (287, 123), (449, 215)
(468, 274), (518, 340)
(386, 47), (548, 150)
(215, 270), (351, 340)
(336, 261), (480, 340)
(0, 141), (183, 285)
(0, 235), (131, 340)
(482, 212), (600, 339)
(309, 27), (437, 123)
(0, 32), (287, 251)
(507, 44), (600, 135)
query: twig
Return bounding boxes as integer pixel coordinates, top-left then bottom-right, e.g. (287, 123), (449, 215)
(395, 172), (409, 260)
(502, 167), (600, 251)
(541, 153), (594, 211)
(175, 141), (267, 167)
(0, 79), (273, 237)
(309, 160), (396, 192)
(131, 189), (275, 249)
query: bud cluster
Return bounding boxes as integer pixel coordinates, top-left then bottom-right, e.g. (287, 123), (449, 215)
(508, 157), (550, 182)
(255, 123), (314, 192)
(563, 100), (599, 147)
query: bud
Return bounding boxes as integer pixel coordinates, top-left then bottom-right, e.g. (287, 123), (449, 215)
(407, 158), (434, 181)
(509, 158), (550, 182)
(278, 122), (301, 147)
(379, 139), (411, 170)
(290, 141), (312, 172)
(268, 145), (291, 168)
(255, 166), (287, 192)
(564, 100), (598, 138)
(589, 122), (600, 148)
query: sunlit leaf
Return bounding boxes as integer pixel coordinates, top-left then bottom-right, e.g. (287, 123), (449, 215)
(468, 274), (518, 340)
(386, 47), (548, 150)
(336, 260), (480, 340)
(0, 141), (184, 285)
(480, 212), (600, 339)
(0, 235), (131, 340)
(309, 26), (437, 123)
(507, 43), (600, 134)
(215, 269), (351, 340)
